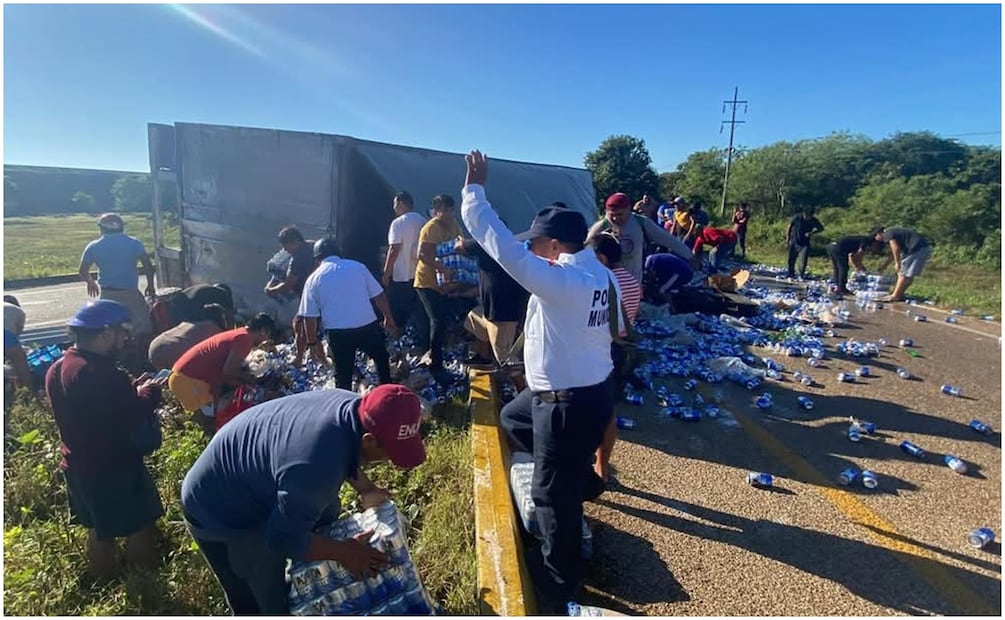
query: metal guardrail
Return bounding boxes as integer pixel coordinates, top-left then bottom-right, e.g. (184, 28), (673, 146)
(19, 326), (72, 348)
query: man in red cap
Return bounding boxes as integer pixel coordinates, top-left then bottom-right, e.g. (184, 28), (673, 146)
(180, 385), (426, 615)
(587, 192), (693, 283)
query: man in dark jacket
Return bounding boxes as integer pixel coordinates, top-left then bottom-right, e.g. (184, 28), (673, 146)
(46, 300), (165, 580)
(785, 207), (824, 279)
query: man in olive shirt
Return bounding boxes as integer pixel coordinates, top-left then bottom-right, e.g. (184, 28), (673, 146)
(871, 227), (932, 302)
(413, 195), (461, 382)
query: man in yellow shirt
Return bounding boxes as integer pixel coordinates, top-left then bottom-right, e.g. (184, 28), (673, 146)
(414, 195), (460, 382)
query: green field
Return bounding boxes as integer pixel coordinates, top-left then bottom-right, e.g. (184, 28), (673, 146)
(3, 391), (477, 615)
(3, 214), (179, 281)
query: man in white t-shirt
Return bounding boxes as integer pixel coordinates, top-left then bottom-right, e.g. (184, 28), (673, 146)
(301, 238), (399, 391)
(381, 192), (429, 350)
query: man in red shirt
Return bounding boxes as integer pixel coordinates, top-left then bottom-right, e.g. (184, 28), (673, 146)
(46, 300), (166, 581)
(169, 314), (277, 433)
(692, 226), (738, 271)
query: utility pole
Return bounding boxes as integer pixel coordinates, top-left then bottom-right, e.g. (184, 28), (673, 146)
(719, 86), (748, 216)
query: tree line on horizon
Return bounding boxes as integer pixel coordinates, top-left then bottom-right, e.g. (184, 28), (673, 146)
(584, 131), (1002, 269)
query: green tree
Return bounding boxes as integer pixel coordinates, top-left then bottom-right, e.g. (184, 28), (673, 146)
(71, 191), (97, 212)
(867, 131), (968, 179)
(672, 148), (726, 209)
(658, 171), (683, 201)
(112, 174), (153, 213)
(584, 135), (659, 211)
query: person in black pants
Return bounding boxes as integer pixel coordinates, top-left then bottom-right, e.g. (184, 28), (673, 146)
(826, 235), (876, 296)
(785, 207), (824, 279)
(298, 238), (399, 390)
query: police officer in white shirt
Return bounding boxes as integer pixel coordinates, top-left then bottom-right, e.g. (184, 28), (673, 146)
(460, 150), (620, 608)
(299, 238), (399, 390)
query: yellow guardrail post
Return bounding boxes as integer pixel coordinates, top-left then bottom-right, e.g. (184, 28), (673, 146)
(469, 370), (537, 616)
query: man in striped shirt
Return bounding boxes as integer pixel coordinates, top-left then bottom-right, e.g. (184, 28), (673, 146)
(588, 233), (640, 484)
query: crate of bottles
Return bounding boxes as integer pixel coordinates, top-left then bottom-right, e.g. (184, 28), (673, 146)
(26, 344), (64, 379)
(289, 501), (436, 615)
(510, 451), (592, 559)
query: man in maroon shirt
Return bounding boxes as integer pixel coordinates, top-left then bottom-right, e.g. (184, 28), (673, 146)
(45, 300), (166, 581)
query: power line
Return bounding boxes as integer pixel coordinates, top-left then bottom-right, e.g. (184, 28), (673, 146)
(719, 86), (748, 216)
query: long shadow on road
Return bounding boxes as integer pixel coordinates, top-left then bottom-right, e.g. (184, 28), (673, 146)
(599, 486), (1001, 616)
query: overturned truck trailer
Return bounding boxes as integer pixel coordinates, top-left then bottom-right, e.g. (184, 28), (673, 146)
(148, 122), (597, 315)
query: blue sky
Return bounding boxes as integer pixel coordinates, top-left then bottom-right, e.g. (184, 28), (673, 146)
(3, 3), (1001, 173)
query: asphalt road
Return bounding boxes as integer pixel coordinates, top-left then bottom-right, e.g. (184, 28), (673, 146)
(580, 281), (1002, 616)
(6, 277), (159, 331)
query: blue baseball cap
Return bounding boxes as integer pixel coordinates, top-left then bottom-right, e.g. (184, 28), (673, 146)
(66, 300), (133, 330)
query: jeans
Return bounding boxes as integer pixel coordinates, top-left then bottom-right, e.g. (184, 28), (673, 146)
(415, 288), (452, 373)
(186, 520), (290, 615)
(827, 244), (850, 291)
(787, 244), (810, 278)
(710, 241), (737, 269)
(387, 280), (429, 350)
(326, 321), (391, 390)
(499, 378), (614, 602)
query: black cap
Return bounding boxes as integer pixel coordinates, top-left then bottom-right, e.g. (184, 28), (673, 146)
(515, 206), (588, 245)
(313, 237), (340, 260)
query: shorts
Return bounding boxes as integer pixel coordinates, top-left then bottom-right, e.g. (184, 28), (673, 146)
(100, 288), (153, 335)
(900, 245), (932, 278)
(169, 370), (215, 413)
(64, 464), (164, 541)
(464, 306), (520, 364)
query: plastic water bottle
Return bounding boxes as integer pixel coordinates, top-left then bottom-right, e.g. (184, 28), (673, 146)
(899, 338), (914, 347)
(838, 467), (859, 485)
(847, 425), (862, 442)
(878, 338), (888, 347)
(969, 419), (992, 435)
(861, 470), (878, 489)
(797, 396), (814, 410)
(944, 455), (968, 474)
(900, 440), (926, 459)
(951, 309), (964, 316)
(850, 418), (876, 434)
(837, 372), (855, 383)
(967, 528), (995, 549)
(806, 356), (820, 368)
(683, 379), (698, 391)
(615, 417), (636, 430)
(914, 314), (928, 322)
(940, 384), (962, 397)
(755, 394), (772, 409)
(705, 405), (720, 418)
(681, 409), (701, 422)
(855, 366), (871, 377)
(945, 316), (959, 324)
(747, 472), (773, 488)
(896, 367), (912, 380)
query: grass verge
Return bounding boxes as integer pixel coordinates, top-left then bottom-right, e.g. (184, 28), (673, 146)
(3, 213), (180, 281)
(3, 390), (476, 615)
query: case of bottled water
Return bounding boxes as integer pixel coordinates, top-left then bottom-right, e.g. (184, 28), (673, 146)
(288, 501), (436, 615)
(510, 452), (593, 559)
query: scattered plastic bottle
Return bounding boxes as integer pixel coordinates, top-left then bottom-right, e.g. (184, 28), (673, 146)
(896, 367), (912, 380)
(838, 467), (859, 485)
(849, 418), (876, 434)
(878, 338), (888, 347)
(914, 315), (928, 322)
(969, 419), (992, 435)
(747, 472), (774, 488)
(967, 528), (995, 549)
(705, 405), (720, 418)
(763, 358), (784, 372)
(951, 309), (964, 316)
(900, 440), (926, 459)
(800, 374), (814, 386)
(797, 395), (814, 410)
(615, 417), (636, 430)
(981, 314), (995, 321)
(765, 368), (783, 381)
(806, 356), (820, 368)
(567, 602), (607, 617)
(755, 394), (773, 409)
(837, 372), (855, 383)
(899, 338), (914, 347)
(940, 384), (962, 397)
(847, 425), (862, 442)
(945, 316), (959, 324)
(683, 379), (698, 391)
(681, 409), (701, 422)
(944, 455), (968, 475)
(861, 470), (878, 489)
(856, 366), (871, 377)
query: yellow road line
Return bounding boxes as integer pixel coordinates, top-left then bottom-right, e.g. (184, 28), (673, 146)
(728, 403), (998, 616)
(469, 371), (537, 616)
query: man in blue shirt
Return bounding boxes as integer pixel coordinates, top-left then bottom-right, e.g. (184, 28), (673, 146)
(78, 213), (156, 350)
(181, 385), (426, 615)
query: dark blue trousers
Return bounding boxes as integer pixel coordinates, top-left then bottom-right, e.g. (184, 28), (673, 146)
(500, 376), (613, 601)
